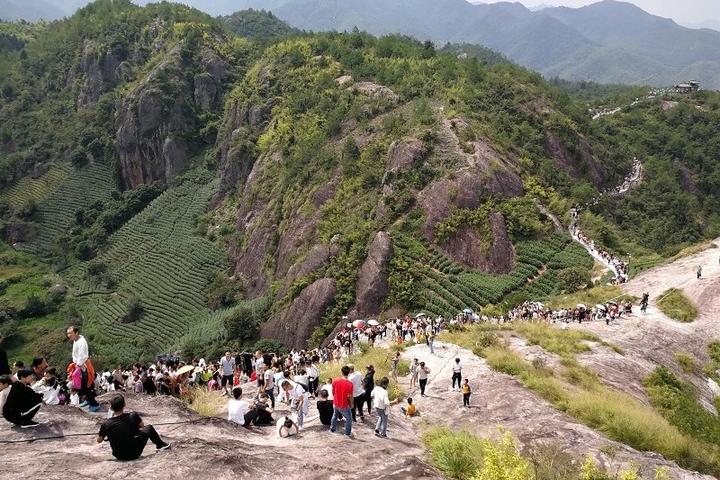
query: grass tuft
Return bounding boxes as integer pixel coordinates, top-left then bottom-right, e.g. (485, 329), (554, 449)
(185, 388), (225, 417)
(657, 288), (698, 323)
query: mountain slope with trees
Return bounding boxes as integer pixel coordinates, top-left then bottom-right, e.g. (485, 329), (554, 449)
(0, 2), (718, 367)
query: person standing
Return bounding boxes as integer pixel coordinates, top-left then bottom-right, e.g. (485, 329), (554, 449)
(451, 358), (463, 391)
(219, 352), (236, 396)
(697, 265), (703, 279)
(0, 335), (10, 376)
(66, 325), (98, 411)
(372, 377), (390, 438)
(410, 358), (419, 388)
(97, 394), (170, 460)
(418, 362), (430, 397)
(329, 365), (354, 437)
(263, 366), (276, 409)
(390, 352), (400, 380)
(462, 379), (471, 408)
(362, 365), (375, 416)
(348, 364), (364, 422)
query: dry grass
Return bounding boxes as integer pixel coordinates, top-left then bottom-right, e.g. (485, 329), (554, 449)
(185, 387), (226, 417)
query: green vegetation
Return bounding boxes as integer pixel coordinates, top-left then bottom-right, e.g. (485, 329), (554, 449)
(656, 288), (698, 323)
(645, 367), (720, 448)
(675, 352), (695, 373)
(422, 427), (662, 480)
(221, 9), (299, 42)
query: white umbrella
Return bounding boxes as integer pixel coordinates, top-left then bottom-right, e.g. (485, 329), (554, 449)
(595, 304), (607, 311)
(463, 308), (473, 314)
(577, 304), (587, 310)
(368, 319), (379, 326)
(415, 313), (426, 318)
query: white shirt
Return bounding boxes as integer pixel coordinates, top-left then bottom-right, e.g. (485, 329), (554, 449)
(72, 335), (89, 366)
(220, 356), (235, 376)
(289, 383), (309, 414)
(228, 399), (249, 426)
(348, 371), (363, 397)
(452, 362), (463, 373)
(371, 386), (390, 410)
(320, 383), (333, 401)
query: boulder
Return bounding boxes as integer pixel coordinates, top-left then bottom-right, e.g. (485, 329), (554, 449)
(349, 231), (393, 318)
(261, 278), (337, 349)
(387, 139), (425, 173)
(349, 82), (399, 102)
(162, 136), (187, 181)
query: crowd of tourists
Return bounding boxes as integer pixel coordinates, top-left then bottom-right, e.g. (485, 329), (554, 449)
(570, 208), (629, 284)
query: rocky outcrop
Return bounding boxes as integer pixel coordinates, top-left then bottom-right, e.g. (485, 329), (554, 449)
(114, 43), (231, 190)
(349, 82), (399, 102)
(386, 139), (426, 173)
(261, 277), (337, 349)
(348, 231), (393, 318)
(441, 213), (515, 274)
(76, 39), (122, 108)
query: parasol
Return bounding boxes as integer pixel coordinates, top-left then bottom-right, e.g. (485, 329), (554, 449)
(352, 319), (366, 328)
(368, 319), (379, 326)
(176, 365), (194, 376)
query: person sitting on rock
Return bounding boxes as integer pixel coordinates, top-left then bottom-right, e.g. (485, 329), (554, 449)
(316, 388), (333, 426)
(252, 393), (274, 426)
(97, 394), (170, 460)
(2, 368), (43, 428)
(227, 386), (253, 429)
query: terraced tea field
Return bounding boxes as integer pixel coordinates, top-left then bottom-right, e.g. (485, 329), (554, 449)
(392, 232), (594, 316)
(16, 162), (116, 256)
(65, 173), (233, 362)
(0, 163), (72, 207)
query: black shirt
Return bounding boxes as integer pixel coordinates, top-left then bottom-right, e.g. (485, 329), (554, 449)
(317, 399), (333, 426)
(98, 412), (143, 460)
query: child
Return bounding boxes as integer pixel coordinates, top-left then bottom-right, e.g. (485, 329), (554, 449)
(462, 379), (471, 408)
(400, 397), (417, 417)
(69, 388), (81, 406)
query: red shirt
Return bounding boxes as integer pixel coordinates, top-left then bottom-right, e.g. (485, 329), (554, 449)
(332, 377), (353, 409)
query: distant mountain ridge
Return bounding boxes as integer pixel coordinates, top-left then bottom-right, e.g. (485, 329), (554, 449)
(2, 0), (720, 88)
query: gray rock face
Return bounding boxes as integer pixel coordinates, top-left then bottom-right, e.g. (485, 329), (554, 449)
(545, 132), (606, 188)
(261, 277), (337, 349)
(76, 39), (121, 108)
(387, 139), (426, 173)
(439, 213), (514, 274)
(194, 72), (218, 110)
(114, 43), (230, 190)
(349, 231), (393, 318)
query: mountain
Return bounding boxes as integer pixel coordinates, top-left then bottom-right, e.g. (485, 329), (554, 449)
(4, 0), (720, 87)
(0, 1), (719, 368)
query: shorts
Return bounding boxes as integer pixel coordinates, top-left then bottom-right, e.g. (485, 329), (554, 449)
(221, 375), (233, 386)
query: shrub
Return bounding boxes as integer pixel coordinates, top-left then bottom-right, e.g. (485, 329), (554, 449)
(675, 352), (695, 373)
(422, 428), (485, 479)
(472, 432), (533, 480)
(656, 288), (697, 323)
(121, 298), (144, 323)
(184, 387), (225, 417)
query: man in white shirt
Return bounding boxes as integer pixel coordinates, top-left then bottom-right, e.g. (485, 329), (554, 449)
(219, 352), (235, 396)
(452, 357), (463, 391)
(263, 367), (276, 409)
(228, 387), (251, 428)
(347, 364), (365, 421)
(371, 376), (391, 437)
(66, 325), (98, 410)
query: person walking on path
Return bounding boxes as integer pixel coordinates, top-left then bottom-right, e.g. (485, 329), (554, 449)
(372, 376), (390, 438)
(330, 365), (354, 437)
(97, 394), (170, 460)
(462, 379), (471, 408)
(418, 362), (430, 397)
(697, 265), (703, 279)
(66, 325), (98, 411)
(451, 358), (463, 391)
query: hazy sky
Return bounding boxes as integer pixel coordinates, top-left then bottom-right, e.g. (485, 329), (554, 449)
(482, 1), (720, 25)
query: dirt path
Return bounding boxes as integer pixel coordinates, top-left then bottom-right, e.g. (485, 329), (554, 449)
(400, 341), (713, 479)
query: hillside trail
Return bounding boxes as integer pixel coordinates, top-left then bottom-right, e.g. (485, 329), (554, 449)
(571, 237), (720, 407)
(399, 341), (712, 479)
